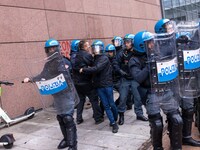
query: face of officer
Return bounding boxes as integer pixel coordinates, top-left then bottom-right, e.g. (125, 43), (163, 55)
(113, 39), (122, 47)
(124, 40), (132, 50)
(165, 22), (174, 34)
(147, 40), (154, 50)
(108, 51), (114, 57)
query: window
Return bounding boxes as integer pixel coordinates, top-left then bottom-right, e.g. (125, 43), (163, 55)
(161, 0), (200, 23)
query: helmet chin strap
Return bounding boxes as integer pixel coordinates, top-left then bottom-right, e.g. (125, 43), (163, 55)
(126, 47), (133, 51)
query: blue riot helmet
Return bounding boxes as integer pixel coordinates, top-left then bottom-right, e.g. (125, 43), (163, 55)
(91, 40), (105, 55)
(45, 38), (60, 48)
(44, 38), (60, 55)
(105, 44), (116, 52)
(154, 19), (175, 34)
(70, 40), (80, 52)
(112, 36), (123, 47)
(134, 31), (154, 53)
(124, 34), (135, 50)
(105, 44), (116, 57)
(124, 34), (135, 44)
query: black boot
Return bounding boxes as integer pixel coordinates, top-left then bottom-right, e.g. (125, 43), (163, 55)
(182, 108), (200, 147)
(118, 112), (124, 125)
(57, 115), (68, 149)
(68, 145), (77, 150)
(167, 111), (183, 150)
(115, 98), (120, 106)
(112, 123), (119, 133)
(63, 115), (78, 150)
(148, 114), (164, 150)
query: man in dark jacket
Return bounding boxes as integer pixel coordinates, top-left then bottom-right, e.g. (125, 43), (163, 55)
(80, 40), (119, 133)
(72, 40), (104, 125)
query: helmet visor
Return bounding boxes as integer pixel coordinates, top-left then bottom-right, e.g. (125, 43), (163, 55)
(124, 38), (132, 43)
(92, 45), (103, 54)
(165, 21), (176, 34)
(113, 39), (122, 47)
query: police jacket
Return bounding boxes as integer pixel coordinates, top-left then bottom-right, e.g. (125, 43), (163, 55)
(117, 48), (134, 80)
(115, 46), (123, 60)
(72, 49), (94, 85)
(107, 55), (120, 72)
(107, 55), (121, 83)
(129, 54), (150, 88)
(82, 54), (113, 88)
(70, 52), (77, 69)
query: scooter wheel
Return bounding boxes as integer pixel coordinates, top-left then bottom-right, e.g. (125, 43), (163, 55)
(0, 134), (14, 149)
(24, 107), (35, 119)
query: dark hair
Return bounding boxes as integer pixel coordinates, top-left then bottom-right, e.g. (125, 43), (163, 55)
(78, 40), (88, 50)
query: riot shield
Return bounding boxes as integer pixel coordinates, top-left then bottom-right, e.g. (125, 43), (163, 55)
(176, 21), (200, 98)
(26, 52), (80, 113)
(146, 32), (180, 112)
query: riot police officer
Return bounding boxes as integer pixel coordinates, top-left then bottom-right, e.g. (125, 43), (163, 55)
(112, 36), (123, 59)
(105, 44), (121, 85)
(131, 28), (183, 150)
(111, 36), (133, 110)
(153, 18), (183, 149)
(117, 34), (148, 125)
(70, 39), (80, 69)
(80, 40), (119, 133)
(176, 20), (200, 146)
(23, 39), (78, 150)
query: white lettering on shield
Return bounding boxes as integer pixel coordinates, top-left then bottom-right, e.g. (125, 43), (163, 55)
(41, 80), (63, 91)
(160, 64), (177, 76)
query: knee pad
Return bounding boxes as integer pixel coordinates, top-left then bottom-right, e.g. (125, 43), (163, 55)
(63, 115), (75, 128)
(182, 107), (194, 117)
(148, 113), (163, 148)
(148, 113), (163, 131)
(167, 112), (183, 127)
(167, 112), (183, 149)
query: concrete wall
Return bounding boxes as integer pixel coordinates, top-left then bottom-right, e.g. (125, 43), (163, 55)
(0, 0), (161, 117)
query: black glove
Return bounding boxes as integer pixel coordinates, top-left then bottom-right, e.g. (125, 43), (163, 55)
(119, 69), (128, 77)
(145, 63), (150, 71)
(176, 35), (190, 44)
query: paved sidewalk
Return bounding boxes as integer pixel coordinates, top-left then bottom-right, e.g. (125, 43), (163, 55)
(0, 106), (150, 150)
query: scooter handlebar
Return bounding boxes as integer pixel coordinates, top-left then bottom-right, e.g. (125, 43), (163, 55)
(0, 81), (14, 86)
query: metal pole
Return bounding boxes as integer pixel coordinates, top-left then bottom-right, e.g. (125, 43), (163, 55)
(160, 0), (165, 18)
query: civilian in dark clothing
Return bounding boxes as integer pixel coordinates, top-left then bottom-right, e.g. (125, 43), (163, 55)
(80, 40), (119, 133)
(72, 40), (104, 125)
